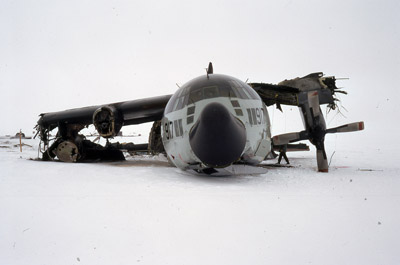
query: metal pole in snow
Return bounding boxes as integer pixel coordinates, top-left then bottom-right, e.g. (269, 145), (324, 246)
(19, 129), (22, 152)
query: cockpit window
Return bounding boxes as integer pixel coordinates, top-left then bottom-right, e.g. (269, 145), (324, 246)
(189, 88), (203, 103)
(164, 75), (260, 114)
(203, 86), (219, 99)
(175, 95), (186, 110)
(229, 80), (249, 99)
(219, 85), (236, 98)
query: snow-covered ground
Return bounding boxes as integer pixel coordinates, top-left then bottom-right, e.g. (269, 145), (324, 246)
(1, 131), (399, 265)
(1, 0), (398, 263)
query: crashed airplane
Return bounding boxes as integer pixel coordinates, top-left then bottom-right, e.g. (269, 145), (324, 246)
(35, 63), (364, 174)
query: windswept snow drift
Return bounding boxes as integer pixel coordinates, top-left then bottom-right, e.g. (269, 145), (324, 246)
(1, 134), (399, 265)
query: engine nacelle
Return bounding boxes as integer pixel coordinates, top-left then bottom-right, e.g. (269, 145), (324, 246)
(93, 106), (123, 138)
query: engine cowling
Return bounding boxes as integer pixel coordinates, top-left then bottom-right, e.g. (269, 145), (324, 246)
(93, 106), (123, 138)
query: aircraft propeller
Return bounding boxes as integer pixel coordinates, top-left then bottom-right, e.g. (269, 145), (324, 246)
(272, 91), (364, 172)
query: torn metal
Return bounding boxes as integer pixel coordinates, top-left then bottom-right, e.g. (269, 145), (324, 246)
(35, 95), (171, 162)
(249, 72), (346, 111)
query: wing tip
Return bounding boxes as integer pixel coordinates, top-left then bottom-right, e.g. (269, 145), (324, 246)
(359, 121), (365, 131)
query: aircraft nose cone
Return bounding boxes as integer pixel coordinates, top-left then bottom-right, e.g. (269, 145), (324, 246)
(189, 102), (246, 167)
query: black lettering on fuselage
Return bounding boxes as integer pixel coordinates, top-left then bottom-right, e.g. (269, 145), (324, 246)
(246, 108), (265, 126)
(164, 118), (184, 140)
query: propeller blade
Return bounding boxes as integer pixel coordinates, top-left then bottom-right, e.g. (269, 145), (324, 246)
(272, 131), (308, 145)
(326, 121), (364, 134)
(272, 132), (301, 145)
(316, 144), (329, 172)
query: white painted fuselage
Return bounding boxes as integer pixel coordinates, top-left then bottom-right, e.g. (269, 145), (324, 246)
(161, 74), (271, 173)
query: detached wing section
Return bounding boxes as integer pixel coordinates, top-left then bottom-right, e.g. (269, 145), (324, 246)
(250, 72), (364, 172)
(35, 95), (172, 162)
(249, 83), (300, 107)
(249, 72), (342, 110)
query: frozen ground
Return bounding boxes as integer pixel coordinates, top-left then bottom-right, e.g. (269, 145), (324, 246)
(1, 132), (399, 265)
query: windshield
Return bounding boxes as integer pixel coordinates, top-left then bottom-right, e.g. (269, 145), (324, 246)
(165, 74), (260, 114)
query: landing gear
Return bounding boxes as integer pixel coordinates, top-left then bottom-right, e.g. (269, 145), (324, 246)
(277, 145), (290, 165)
(42, 136), (126, 162)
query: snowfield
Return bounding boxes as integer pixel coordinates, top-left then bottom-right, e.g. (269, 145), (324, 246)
(2, 0), (398, 264)
(1, 132), (399, 265)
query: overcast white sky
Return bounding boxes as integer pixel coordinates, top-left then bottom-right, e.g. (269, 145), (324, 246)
(0, 0), (399, 137)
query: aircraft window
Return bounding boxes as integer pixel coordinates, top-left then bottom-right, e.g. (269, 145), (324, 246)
(245, 85), (261, 99)
(179, 85), (190, 97)
(241, 87), (253, 99)
(165, 85), (192, 114)
(187, 115), (194, 124)
(175, 96), (185, 111)
(182, 93), (189, 107)
(235, 109), (243, 116)
(233, 86), (249, 99)
(219, 86), (237, 98)
(203, 86), (219, 99)
(239, 87), (251, 99)
(165, 94), (179, 114)
(231, 100), (240, 107)
(165, 102), (172, 114)
(187, 106), (195, 115)
(229, 80), (260, 100)
(189, 88), (203, 103)
(229, 80), (249, 99)
(166, 76), (261, 114)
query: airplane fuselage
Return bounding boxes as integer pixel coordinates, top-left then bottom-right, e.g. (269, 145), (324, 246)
(161, 74), (272, 173)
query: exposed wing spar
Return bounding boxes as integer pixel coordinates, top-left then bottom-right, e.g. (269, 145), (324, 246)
(250, 72), (364, 172)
